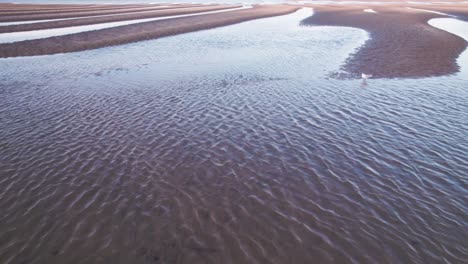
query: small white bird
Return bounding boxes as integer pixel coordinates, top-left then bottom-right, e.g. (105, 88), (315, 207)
(361, 73), (373, 79)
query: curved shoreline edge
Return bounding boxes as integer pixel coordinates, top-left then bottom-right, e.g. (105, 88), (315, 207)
(0, 2), (467, 80)
(0, 5), (300, 58)
(301, 5), (468, 79)
(0, 5), (244, 34)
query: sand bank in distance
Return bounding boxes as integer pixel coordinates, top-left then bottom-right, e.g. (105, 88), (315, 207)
(0, 5), (242, 33)
(406, 4), (468, 21)
(0, 5), (300, 58)
(1, 1), (467, 79)
(0, 4), (206, 22)
(302, 3), (468, 78)
(0, 3), (156, 13)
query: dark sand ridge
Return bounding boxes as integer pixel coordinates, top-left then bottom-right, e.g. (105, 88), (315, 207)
(0, 4), (162, 15)
(302, 5), (468, 79)
(0, 4), (205, 20)
(0, 5), (98, 11)
(0, 4), (100, 10)
(0, 4), (208, 22)
(0, 3), (199, 15)
(0, 5), (300, 58)
(406, 4), (468, 21)
(0, 3), (153, 9)
(0, 5), (243, 33)
(0, 4), (158, 12)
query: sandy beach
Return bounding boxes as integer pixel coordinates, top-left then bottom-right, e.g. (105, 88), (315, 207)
(0, 4), (161, 14)
(0, 5), (244, 33)
(302, 4), (468, 78)
(0, 4), (209, 22)
(0, 3), (156, 13)
(0, 5), (300, 58)
(407, 4), (468, 21)
(0, 2), (467, 78)
(1, 2), (467, 264)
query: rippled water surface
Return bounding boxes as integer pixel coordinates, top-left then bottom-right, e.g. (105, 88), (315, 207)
(1, 9), (467, 264)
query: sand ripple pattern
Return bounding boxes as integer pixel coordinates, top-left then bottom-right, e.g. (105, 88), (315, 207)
(0, 8), (467, 264)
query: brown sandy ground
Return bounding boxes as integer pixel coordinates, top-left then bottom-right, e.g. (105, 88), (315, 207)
(0, 5), (241, 33)
(0, 4), (207, 22)
(0, 4), (167, 13)
(0, 5), (300, 58)
(0, 5), (162, 16)
(407, 4), (468, 21)
(0, 4), (99, 10)
(302, 5), (468, 79)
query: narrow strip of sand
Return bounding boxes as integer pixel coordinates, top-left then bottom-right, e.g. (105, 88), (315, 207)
(407, 4), (468, 21)
(0, 6), (250, 43)
(0, 4), (161, 15)
(0, 4), (208, 22)
(0, 5), (241, 33)
(0, 5), (300, 58)
(0, 6), (182, 27)
(0, 4), (102, 11)
(302, 5), (468, 78)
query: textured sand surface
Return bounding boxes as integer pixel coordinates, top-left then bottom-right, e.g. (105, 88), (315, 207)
(0, 4), (206, 22)
(0, 5), (242, 33)
(302, 4), (468, 78)
(1, 2), (467, 78)
(0, 5), (300, 58)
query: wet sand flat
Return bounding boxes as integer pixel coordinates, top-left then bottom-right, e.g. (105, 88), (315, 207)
(0, 2), (467, 264)
(407, 4), (468, 21)
(0, 5), (300, 58)
(1, 2), (467, 78)
(0, 5), (242, 33)
(0, 7), (254, 43)
(0, 3), (99, 10)
(0, 4), (164, 15)
(0, 3), (159, 14)
(302, 4), (468, 78)
(0, 4), (207, 22)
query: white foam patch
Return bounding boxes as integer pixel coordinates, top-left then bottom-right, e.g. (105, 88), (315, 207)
(363, 9), (377, 13)
(0, 6), (252, 44)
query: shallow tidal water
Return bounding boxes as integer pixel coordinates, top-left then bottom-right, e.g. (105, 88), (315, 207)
(1, 9), (467, 264)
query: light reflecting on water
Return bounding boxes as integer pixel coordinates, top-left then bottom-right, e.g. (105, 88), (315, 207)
(1, 8), (467, 264)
